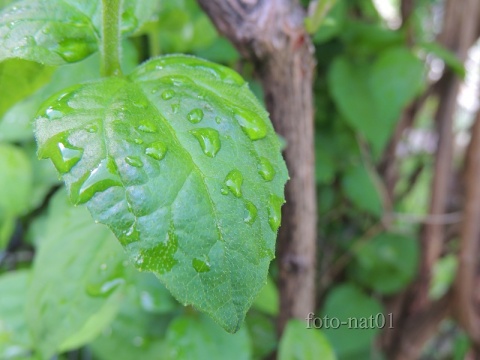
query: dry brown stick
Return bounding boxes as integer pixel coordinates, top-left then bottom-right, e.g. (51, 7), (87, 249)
(197, 0), (317, 333)
(454, 110), (480, 346)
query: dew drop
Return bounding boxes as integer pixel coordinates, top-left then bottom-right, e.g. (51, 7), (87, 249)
(137, 121), (157, 133)
(268, 194), (284, 232)
(224, 169), (243, 198)
(258, 157), (275, 181)
(220, 188), (228, 195)
(161, 90), (175, 100)
(85, 124), (98, 133)
(192, 257), (211, 273)
(121, 222), (140, 245)
(71, 157), (122, 204)
(145, 141), (167, 160)
(244, 201), (258, 224)
(125, 156), (143, 168)
(45, 107), (63, 120)
(133, 138), (144, 145)
(215, 116), (222, 124)
(234, 109), (267, 140)
(190, 128), (221, 157)
(171, 103), (180, 114)
(23, 35), (36, 46)
(39, 133), (83, 174)
(187, 108), (204, 124)
(56, 38), (96, 63)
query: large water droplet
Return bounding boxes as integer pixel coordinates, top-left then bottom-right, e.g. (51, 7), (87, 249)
(125, 156), (143, 168)
(244, 201), (258, 224)
(145, 141), (167, 160)
(56, 37), (96, 63)
(192, 257), (211, 273)
(190, 128), (221, 157)
(268, 194), (284, 232)
(234, 109), (267, 140)
(224, 169), (243, 198)
(39, 133), (83, 174)
(137, 121), (157, 133)
(187, 108), (204, 124)
(161, 90), (175, 100)
(71, 157), (122, 204)
(258, 157), (275, 181)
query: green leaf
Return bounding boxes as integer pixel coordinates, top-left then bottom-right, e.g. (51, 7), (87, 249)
(26, 190), (127, 358)
(329, 47), (424, 154)
(34, 55), (288, 333)
(341, 165), (382, 217)
(278, 319), (335, 360)
(429, 254), (457, 300)
(419, 42), (466, 78)
(0, 0), (156, 65)
(0, 59), (54, 118)
(0, 270), (32, 359)
(90, 283), (172, 360)
(252, 276), (279, 316)
(164, 314), (252, 359)
(246, 312), (277, 359)
(322, 284), (384, 357)
(0, 144), (32, 217)
(349, 233), (419, 294)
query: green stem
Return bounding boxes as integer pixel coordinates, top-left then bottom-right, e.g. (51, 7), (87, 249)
(148, 25), (161, 58)
(101, 0), (122, 77)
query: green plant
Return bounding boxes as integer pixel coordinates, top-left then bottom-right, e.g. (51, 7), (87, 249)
(0, 0), (289, 357)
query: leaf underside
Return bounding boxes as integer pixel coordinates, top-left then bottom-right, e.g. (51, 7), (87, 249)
(35, 55), (288, 332)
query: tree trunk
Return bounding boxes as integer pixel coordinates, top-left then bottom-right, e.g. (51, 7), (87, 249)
(197, 0), (317, 333)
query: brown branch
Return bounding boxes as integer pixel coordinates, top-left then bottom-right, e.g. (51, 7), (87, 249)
(197, 0), (317, 333)
(454, 110), (480, 346)
(418, 0), (480, 312)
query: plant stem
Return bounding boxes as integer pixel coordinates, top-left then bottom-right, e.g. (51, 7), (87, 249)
(148, 26), (161, 57)
(101, 0), (122, 77)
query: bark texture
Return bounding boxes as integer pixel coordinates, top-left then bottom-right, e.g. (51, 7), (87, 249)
(197, 0), (317, 333)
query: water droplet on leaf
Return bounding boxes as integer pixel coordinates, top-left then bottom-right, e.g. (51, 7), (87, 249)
(192, 257), (211, 273)
(145, 141), (167, 160)
(187, 108), (204, 124)
(258, 157), (275, 181)
(161, 90), (175, 100)
(71, 157), (122, 204)
(268, 194), (284, 232)
(85, 124), (98, 133)
(125, 156), (143, 168)
(244, 201), (258, 224)
(234, 109), (267, 140)
(224, 169), (243, 198)
(190, 128), (221, 157)
(56, 38), (96, 63)
(137, 121), (157, 133)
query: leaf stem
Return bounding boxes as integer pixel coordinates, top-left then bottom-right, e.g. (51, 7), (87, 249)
(101, 0), (123, 77)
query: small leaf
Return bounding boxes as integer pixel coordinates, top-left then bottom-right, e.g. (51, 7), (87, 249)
(0, 144), (32, 217)
(34, 55), (288, 333)
(0, 59), (54, 118)
(164, 314), (251, 360)
(26, 190), (127, 358)
(278, 319), (336, 360)
(329, 47), (424, 154)
(349, 233), (419, 294)
(429, 254), (457, 300)
(252, 276), (279, 316)
(322, 284), (384, 357)
(341, 165), (382, 217)
(90, 283), (171, 360)
(419, 41), (466, 78)
(0, 0), (158, 65)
